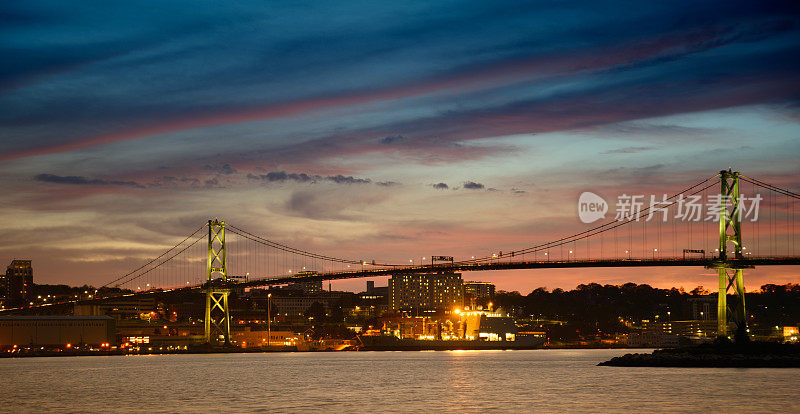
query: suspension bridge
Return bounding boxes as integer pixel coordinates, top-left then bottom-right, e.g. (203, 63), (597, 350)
(6, 170), (800, 345)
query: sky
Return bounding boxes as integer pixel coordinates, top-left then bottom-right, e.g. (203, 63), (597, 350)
(1, 0), (799, 293)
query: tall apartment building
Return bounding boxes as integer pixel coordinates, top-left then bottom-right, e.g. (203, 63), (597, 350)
(464, 281), (495, 303)
(2, 260), (33, 307)
(389, 272), (463, 312)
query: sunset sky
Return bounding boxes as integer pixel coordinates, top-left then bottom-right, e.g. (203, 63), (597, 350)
(1, 1), (799, 292)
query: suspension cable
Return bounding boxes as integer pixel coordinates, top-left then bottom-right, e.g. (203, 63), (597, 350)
(453, 174), (721, 265)
(99, 224), (206, 288)
(227, 224), (402, 267)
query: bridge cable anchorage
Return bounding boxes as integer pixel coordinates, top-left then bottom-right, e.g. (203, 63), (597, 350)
(98, 224), (206, 289)
(225, 223), (403, 267)
(452, 174), (722, 266)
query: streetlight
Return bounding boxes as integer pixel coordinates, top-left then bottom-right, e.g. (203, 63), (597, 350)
(568, 250), (573, 261)
(653, 248), (658, 260)
(267, 293), (272, 348)
(625, 250), (631, 259)
(545, 252), (549, 261)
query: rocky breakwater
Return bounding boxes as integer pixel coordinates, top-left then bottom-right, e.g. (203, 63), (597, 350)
(599, 340), (800, 368)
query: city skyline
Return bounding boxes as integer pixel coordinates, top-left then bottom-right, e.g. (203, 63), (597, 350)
(2, 1), (799, 291)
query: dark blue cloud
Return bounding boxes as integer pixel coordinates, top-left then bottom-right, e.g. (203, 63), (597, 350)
(248, 171), (375, 185)
(463, 181), (485, 190)
(0, 0), (798, 162)
(34, 173), (144, 188)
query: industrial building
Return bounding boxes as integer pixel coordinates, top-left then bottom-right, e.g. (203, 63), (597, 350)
(0, 315), (115, 348)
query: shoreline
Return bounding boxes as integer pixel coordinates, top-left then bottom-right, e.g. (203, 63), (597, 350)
(1, 345), (655, 358)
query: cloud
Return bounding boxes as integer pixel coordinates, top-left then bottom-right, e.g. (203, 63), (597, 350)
(380, 135), (407, 145)
(34, 173), (145, 188)
(432, 183), (449, 190)
(376, 181), (400, 187)
(463, 181), (485, 190)
(326, 174), (371, 184)
(149, 175), (202, 187)
(202, 163), (237, 175)
(262, 171), (316, 183)
(249, 171), (375, 185)
(283, 188), (387, 220)
(602, 146), (656, 154)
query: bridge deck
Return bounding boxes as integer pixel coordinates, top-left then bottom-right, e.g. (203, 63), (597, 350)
(239, 257), (800, 288)
(4, 257), (798, 312)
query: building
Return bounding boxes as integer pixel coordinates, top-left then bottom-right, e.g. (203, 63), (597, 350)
(462, 311), (518, 341)
(389, 272), (464, 312)
(271, 279), (324, 294)
(626, 331), (681, 347)
(463, 281), (495, 306)
(1, 259), (33, 308)
(270, 295), (328, 318)
(687, 295), (717, 321)
(638, 319), (718, 339)
(74, 296), (158, 320)
(264, 290), (356, 322)
(356, 281), (389, 317)
(231, 328), (299, 348)
(0, 315), (115, 348)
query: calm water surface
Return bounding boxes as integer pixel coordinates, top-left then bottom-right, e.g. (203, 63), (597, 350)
(1, 349), (798, 413)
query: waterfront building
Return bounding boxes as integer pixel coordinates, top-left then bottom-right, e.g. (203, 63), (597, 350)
(231, 328), (298, 348)
(456, 308), (520, 341)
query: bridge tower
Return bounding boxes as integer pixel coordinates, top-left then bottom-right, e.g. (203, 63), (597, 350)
(713, 170), (748, 339)
(204, 219), (231, 344)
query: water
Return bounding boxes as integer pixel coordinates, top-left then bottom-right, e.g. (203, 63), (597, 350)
(1, 349), (798, 413)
